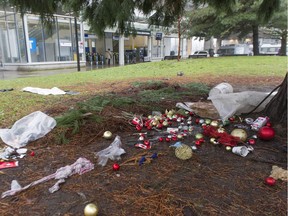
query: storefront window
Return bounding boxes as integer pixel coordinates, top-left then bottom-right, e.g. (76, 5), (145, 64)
(43, 20), (58, 62)
(0, 11), (9, 63)
(57, 18), (73, 61)
(27, 15), (46, 62)
(6, 12), (21, 63)
(15, 14), (27, 62)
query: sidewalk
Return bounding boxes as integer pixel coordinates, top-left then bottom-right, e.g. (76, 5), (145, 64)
(0, 64), (119, 80)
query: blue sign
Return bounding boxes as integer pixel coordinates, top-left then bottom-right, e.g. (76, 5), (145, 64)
(29, 38), (37, 52)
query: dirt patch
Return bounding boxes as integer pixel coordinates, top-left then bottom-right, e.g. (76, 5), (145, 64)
(0, 75), (286, 216)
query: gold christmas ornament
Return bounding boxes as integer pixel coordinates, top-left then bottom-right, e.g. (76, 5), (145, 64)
(162, 121), (169, 126)
(84, 203), (99, 216)
(103, 131), (112, 139)
(226, 146), (232, 151)
(217, 127), (225, 133)
(210, 120), (219, 127)
(231, 128), (248, 142)
(210, 137), (216, 144)
(195, 133), (204, 140)
(175, 144), (193, 160)
(205, 119), (212, 125)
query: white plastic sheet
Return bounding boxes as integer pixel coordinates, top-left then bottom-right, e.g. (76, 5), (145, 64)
(0, 111), (56, 148)
(208, 91), (276, 122)
(22, 87), (66, 95)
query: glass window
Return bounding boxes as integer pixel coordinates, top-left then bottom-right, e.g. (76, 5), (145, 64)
(6, 13), (21, 63)
(0, 11), (10, 63)
(27, 15), (46, 62)
(15, 13), (27, 62)
(43, 20), (58, 62)
(57, 17), (73, 61)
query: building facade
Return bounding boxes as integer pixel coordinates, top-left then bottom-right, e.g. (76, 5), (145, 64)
(0, 8), (207, 71)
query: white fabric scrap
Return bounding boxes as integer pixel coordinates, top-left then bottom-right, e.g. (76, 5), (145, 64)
(95, 135), (126, 166)
(22, 87), (66, 95)
(0, 111), (56, 148)
(1, 157), (94, 198)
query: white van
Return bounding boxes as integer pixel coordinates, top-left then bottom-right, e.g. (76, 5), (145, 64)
(260, 44), (281, 55)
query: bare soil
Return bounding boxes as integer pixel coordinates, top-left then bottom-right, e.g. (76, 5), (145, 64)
(0, 75), (287, 216)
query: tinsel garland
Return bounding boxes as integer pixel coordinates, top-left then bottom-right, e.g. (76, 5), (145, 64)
(203, 125), (240, 146)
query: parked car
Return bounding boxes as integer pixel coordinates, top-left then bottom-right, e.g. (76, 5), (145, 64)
(189, 51), (210, 58)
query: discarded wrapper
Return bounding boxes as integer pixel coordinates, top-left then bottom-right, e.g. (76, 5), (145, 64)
(0, 161), (19, 169)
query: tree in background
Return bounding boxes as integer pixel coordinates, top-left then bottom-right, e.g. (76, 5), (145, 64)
(183, 0), (281, 55)
(265, 0), (287, 56)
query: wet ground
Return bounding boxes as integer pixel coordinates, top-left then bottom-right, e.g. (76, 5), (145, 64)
(0, 64), (118, 80)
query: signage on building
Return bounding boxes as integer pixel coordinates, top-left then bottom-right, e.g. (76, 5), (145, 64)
(112, 36), (129, 40)
(29, 38), (37, 52)
(84, 33), (97, 39)
(78, 41), (84, 54)
(136, 30), (151, 36)
(155, 33), (162, 40)
(60, 42), (72, 47)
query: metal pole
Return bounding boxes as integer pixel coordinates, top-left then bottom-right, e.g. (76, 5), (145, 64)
(74, 17), (80, 71)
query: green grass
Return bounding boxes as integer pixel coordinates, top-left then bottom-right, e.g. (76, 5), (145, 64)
(0, 56), (286, 127)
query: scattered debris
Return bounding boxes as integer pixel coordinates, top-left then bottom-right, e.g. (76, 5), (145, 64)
(1, 157), (94, 198)
(270, 165), (288, 181)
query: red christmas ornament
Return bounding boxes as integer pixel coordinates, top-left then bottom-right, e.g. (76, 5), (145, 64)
(146, 126), (152, 130)
(144, 140), (150, 146)
(199, 137), (205, 143)
(112, 163), (120, 171)
(158, 137), (164, 142)
(258, 126), (275, 141)
(30, 151), (35, 157)
(171, 136), (178, 141)
(265, 177), (276, 186)
(136, 124), (142, 131)
(248, 138), (256, 145)
(165, 137), (171, 142)
(229, 117), (235, 122)
(195, 118), (200, 124)
(195, 140), (201, 146)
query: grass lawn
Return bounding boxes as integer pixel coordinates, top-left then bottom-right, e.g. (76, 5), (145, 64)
(0, 56), (286, 127)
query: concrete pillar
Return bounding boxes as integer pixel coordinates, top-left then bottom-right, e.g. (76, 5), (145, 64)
(23, 14), (32, 63)
(148, 36), (152, 60)
(160, 39), (164, 58)
(119, 35), (125, 66)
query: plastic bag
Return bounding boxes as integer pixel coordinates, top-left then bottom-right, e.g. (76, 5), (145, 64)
(95, 135), (126, 166)
(208, 90), (276, 122)
(0, 111), (56, 148)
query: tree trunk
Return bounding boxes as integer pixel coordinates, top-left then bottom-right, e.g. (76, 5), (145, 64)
(252, 25), (259, 55)
(263, 73), (287, 124)
(279, 29), (287, 56)
(177, 16), (181, 62)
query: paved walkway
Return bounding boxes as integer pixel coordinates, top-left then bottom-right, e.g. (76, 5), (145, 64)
(0, 64), (119, 80)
